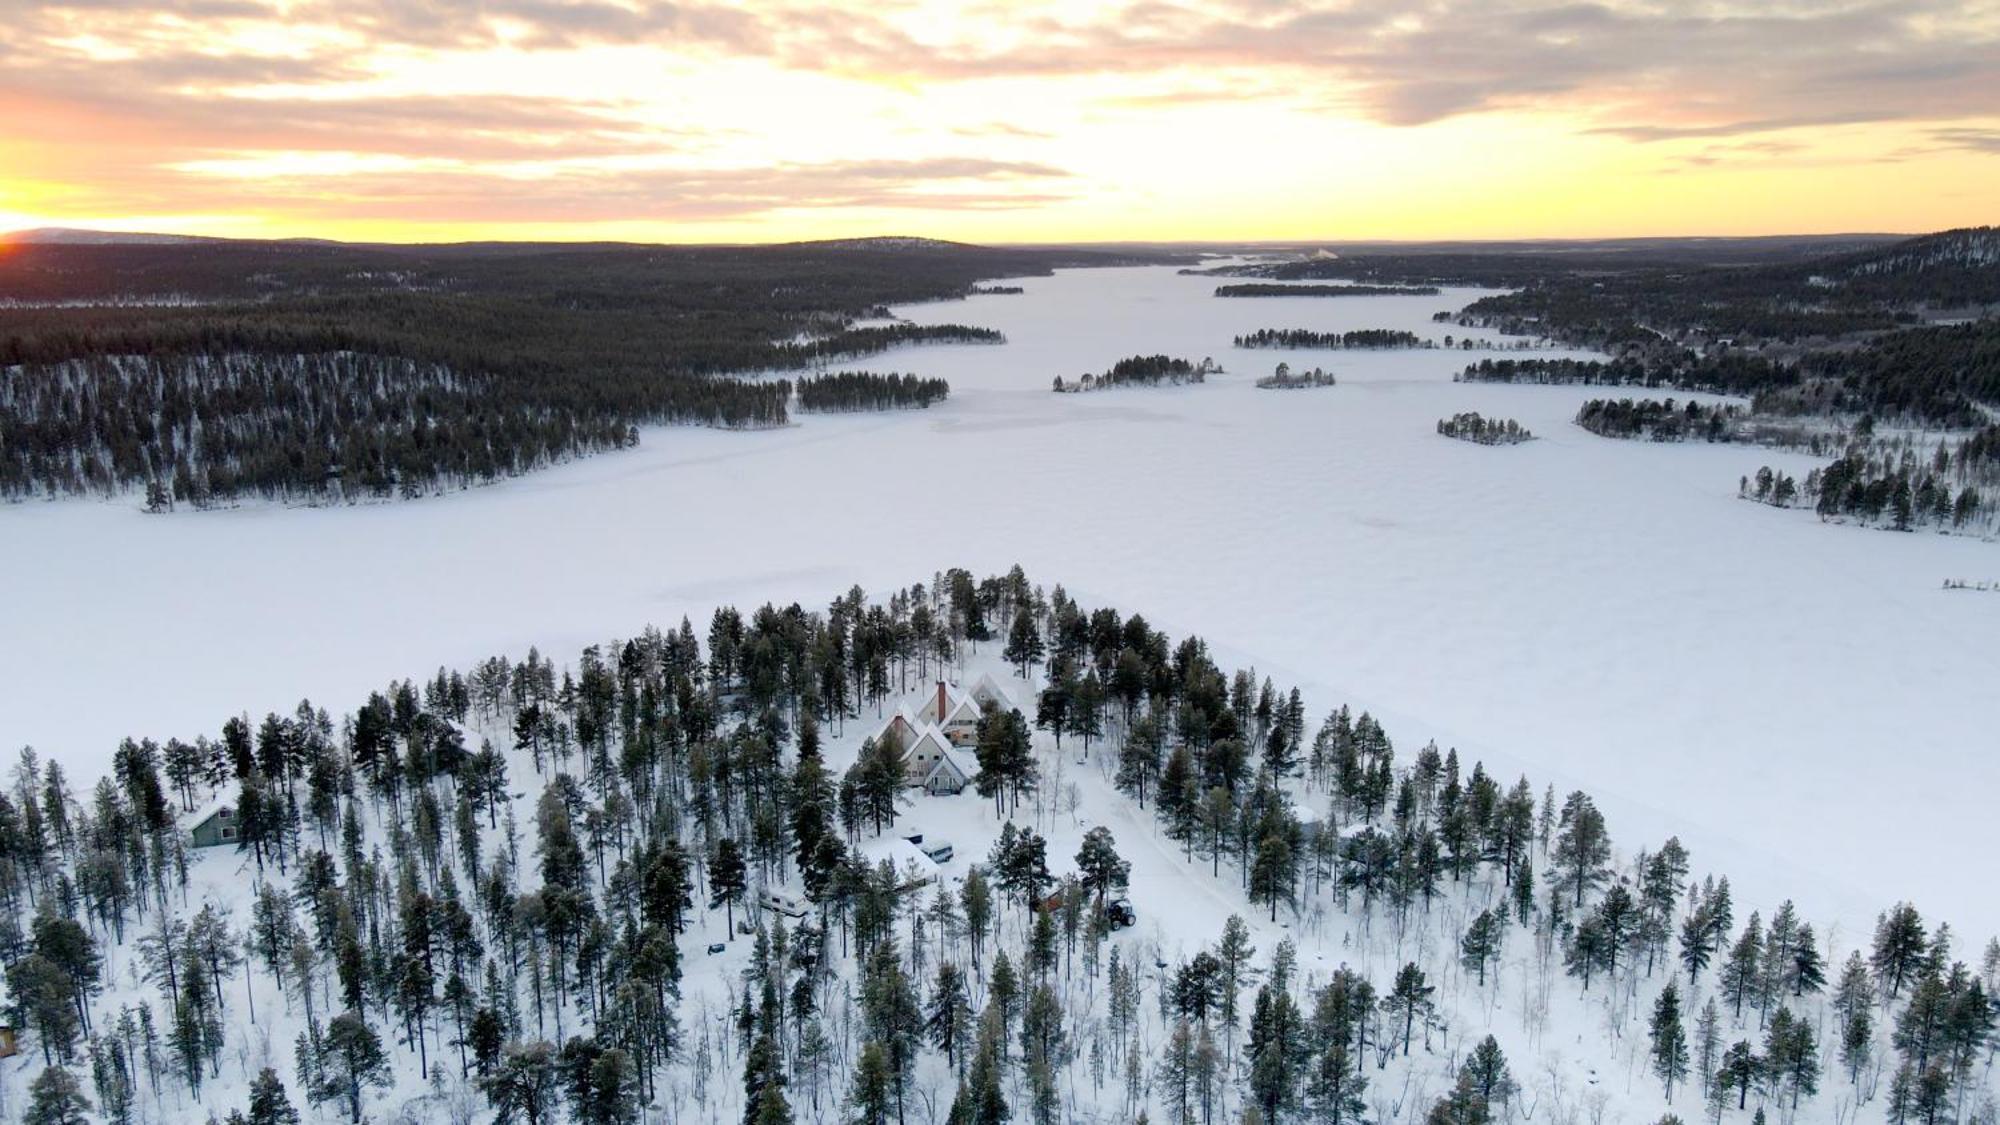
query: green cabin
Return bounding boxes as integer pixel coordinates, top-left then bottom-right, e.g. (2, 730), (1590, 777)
(188, 802), (239, 848)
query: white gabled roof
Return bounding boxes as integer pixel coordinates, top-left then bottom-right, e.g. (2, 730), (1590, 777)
(969, 672), (1014, 709)
(871, 838), (942, 888)
(939, 745), (980, 779)
(903, 727), (954, 762)
(942, 696), (984, 726)
(876, 709), (917, 750)
(184, 793), (234, 828)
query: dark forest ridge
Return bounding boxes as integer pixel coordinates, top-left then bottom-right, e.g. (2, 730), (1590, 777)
(3, 227), (1993, 509)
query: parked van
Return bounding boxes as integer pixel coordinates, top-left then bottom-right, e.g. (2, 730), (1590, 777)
(921, 840), (954, 864)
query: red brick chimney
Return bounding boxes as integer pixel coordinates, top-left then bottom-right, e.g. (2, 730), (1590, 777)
(936, 680), (948, 722)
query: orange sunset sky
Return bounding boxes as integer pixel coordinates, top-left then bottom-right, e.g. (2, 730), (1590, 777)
(2, 0), (1996, 243)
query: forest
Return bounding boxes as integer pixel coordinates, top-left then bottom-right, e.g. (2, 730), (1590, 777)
(1214, 285), (1442, 299)
(1575, 399), (1744, 443)
(1436, 414), (1533, 445)
(1, 564), (1993, 1125)
(1234, 330), (1425, 350)
(1454, 356), (1796, 399)
(0, 239), (1116, 504)
(795, 374), (951, 413)
(1445, 230), (1999, 353)
(0, 352), (790, 505)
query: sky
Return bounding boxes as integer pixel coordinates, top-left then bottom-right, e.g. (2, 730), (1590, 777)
(1, 0), (1996, 243)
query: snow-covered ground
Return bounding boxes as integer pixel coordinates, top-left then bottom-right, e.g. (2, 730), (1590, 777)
(3, 262), (1995, 949)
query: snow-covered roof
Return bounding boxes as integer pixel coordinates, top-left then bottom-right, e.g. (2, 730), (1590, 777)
(903, 727), (954, 762)
(936, 745), (979, 779)
(876, 709), (917, 750)
(869, 838), (942, 889)
(942, 696), (984, 726)
(969, 672), (1014, 709)
(184, 793), (234, 828)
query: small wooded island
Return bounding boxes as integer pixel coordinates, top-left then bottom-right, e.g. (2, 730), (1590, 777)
(1053, 354), (1217, 392)
(1255, 363), (1337, 389)
(1215, 283), (1442, 298)
(1235, 328), (1426, 349)
(1438, 412), (1534, 444)
(1576, 397), (1743, 442)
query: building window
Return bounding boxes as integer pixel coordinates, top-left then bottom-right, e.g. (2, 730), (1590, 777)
(221, 826), (238, 840)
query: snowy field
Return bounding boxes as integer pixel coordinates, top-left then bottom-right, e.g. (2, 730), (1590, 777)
(3, 262), (1995, 946)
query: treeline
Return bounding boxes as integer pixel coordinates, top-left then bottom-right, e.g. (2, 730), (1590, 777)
(1215, 284), (1441, 298)
(0, 352), (789, 505)
(1459, 321), (2000, 446)
(1053, 354), (1214, 393)
(1255, 364), (1336, 390)
(795, 372), (950, 413)
(1447, 232), (1999, 352)
(1235, 328), (1425, 349)
(0, 563), (1994, 1125)
(772, 324), (1001, 367)
(1576, 398), (1744, 442)
(1457, 354), (1797, 397)
(1437, 413), (1533, 444)
(1777, 320), (2000, 428)
(0, 239), (1054, 504)
(1745, 451), (1986, 532)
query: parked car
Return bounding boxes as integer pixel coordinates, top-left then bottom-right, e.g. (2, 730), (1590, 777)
(1106, 898), (1137, 930)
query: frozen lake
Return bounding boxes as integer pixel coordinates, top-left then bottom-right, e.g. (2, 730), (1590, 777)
(5, 263), (1995, 941)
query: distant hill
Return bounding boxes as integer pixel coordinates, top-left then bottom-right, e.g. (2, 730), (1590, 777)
(1833, 227), (2000, 275)
(3, 227), (229, 246)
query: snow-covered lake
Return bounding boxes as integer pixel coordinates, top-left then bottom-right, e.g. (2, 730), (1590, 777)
(5, 263), (1994, 941)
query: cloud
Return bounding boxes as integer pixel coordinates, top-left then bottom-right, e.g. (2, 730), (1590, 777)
(776, 1), (2000, 137)
(32, 155), (1077, 223)
(2, 0), (1995, 230)
(1925, 127), (2000, 155)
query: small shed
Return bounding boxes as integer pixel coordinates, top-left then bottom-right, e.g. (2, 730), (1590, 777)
(187, 799), (240, 849)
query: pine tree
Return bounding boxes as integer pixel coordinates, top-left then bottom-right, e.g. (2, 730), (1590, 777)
(311, 1013), (391, 1124)
(24, 1066), (92, 1125)
(1076, 826), (1130, 905)
(1716, 1040), (1759, 1111)
(1460, 1036), (1517, 1111)
(927, 961), (973, 1071)
(1158, 1020), (1197, 1125)
(246, 1067), (301, 1125)
(1764, 1007), (1819, 1111)
(1694, 1000), (1723, 1097)
(1460, 909), (1506, 987)
(847, 1041), (894, 1125)
(1387, 963), (1435, 1055)
(483, 1041), (561, 1125)
(1004, 612), (1045, 678)
(711, 838), (749, 936)
(1721, 913), (1763, 1019)
(1872, 903), (1928, 999)
(1651, 982), (1691, 1102)
(1553, 792), (1610, 907)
